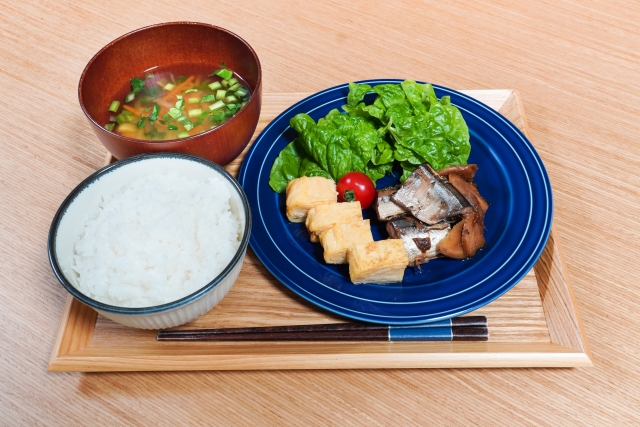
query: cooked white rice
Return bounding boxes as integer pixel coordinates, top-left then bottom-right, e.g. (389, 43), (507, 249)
(70, 171), (241, 308)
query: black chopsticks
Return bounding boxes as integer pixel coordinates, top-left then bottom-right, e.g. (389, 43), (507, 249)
(156, 315), (488, 342)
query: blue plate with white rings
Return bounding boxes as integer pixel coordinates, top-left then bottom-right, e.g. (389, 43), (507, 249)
(238, 79), (553, 325)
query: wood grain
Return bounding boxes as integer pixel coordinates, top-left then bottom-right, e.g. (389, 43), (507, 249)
(49, 91), (587, 372)
(496, 91), (590, 355)
(92, 271), (549, 344)
(3, 1), (640, 425)
(87, 269), (548, 347)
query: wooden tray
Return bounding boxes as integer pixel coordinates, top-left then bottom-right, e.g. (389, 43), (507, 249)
(49, 90), (591, 371)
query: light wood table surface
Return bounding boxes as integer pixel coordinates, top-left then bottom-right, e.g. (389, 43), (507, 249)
(2, 1), (639, 425)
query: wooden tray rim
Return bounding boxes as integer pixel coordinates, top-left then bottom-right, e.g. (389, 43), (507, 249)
(48, 90), (591, 371)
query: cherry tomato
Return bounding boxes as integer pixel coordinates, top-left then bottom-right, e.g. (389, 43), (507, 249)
(337, 172), (376, 209)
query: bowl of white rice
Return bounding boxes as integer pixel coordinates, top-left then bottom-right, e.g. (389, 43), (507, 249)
(48, 152), (251, 329)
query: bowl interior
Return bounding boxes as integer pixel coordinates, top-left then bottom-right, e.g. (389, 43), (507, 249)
(79, 22), (260, 129)
(53, 156), (249, 306)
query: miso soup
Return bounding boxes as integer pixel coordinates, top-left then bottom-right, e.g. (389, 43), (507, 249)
(104, 63), (251, 140)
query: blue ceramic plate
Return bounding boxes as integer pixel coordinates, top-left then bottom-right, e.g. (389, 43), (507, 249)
(238, 80), (552, 324)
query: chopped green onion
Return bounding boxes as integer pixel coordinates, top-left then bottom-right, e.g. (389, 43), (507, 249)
(115, 110), (135, 124)
(209, 100), (225, 111)
(216, 90), (226, 100)
(104, 123), (115, 131)
(183, 88), (198, 94)
(108, 100), (120, 112)
(235, 87), (249, 98)
(208, 81), (222, 91)
(176, 95), (183, 100)
(225, 95), (239, 104)
(167, 124), (178, 131)
(200, 94), (216, 103)
(163, 83), (175, 91)
(188, 108), (202, 118)
(137, 118), (146, 128)
(125, 92), (135, 103)
(227, 77), (238, 86)
(168, 108), (182, 119)
(177, 131), (190, 138)
(188, 97), (200, 104)
(194, 110), (211, 126)
(221, 79), (229, 88)
(228, 83), (241, 92)
(175, 99), (185, 110)
(226, 104), (239, 115)
(212, 68), (233, 80)
(177, 116), (194, 130)
(210, 112), (226, 121)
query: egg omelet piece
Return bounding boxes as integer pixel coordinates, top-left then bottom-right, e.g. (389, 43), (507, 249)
(285, 177), (337, 223)
(306, 201), (362, 242)
(347, 239), (408, 284)
(319, 219), (373, 264)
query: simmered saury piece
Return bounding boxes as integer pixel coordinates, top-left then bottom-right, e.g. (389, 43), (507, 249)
(386, 216), (451, 266)
(437, 164), (479, 182)
(373, 186), (406, 221)
(446, 173), (489, 213)
(391, 164), (472, 225)
(437, 172), (488, 259)
(437, 221), (466, 259)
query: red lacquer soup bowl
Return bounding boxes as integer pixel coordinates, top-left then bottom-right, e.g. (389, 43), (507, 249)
(79, 22), (262, 165)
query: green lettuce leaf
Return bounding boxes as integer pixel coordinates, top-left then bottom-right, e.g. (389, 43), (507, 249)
(371, 84), (407, 109)
(388, 81), (470, 174)
(347, 82), (372, 107)
(268, 138), (333, 192)
(299, 157), (333, 180)
(269, 80), (471, 192)
(268, 139), (305, 192)
(289, 110), (393, 184)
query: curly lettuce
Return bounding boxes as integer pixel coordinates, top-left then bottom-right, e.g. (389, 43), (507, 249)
(269, 109), (394, 192)
(269, 80), (470, 192)
(347, 80), (471, 180)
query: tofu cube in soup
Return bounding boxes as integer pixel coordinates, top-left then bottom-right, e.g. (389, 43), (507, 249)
(285, 177), (337, 223)
(306, 201), (362, 242)
(348, 240), (408, 284)
(319, 219), (374, 264)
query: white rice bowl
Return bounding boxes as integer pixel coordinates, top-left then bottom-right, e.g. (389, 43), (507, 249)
(68, 171), (240, 308)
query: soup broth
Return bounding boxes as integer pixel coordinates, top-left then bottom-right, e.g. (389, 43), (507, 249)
(104, 63), (251, 141)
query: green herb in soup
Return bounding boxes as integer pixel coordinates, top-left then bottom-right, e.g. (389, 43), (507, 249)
(105, 67), (251, 140)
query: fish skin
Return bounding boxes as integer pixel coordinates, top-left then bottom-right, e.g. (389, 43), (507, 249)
(386, 215), (451, 266)
(391, 164), (472, 225)
(374, 186), (406, 221)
